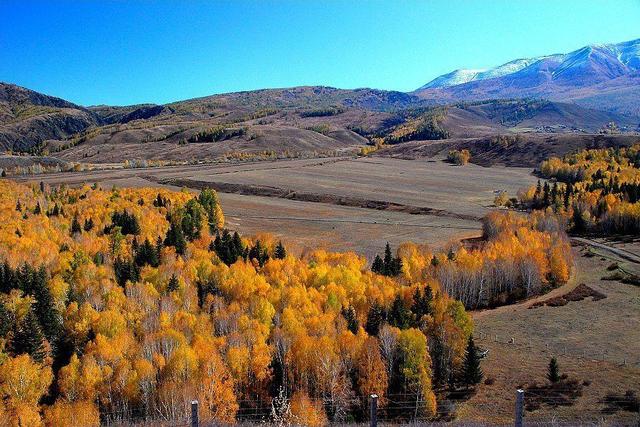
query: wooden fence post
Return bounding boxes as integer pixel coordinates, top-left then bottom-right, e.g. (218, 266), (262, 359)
(370, 394), (378, 427)
(191, 400), (199, 427)
(515, 389), (524, 427)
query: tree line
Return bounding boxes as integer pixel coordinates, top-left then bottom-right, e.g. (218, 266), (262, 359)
(517, 144), (640, 235)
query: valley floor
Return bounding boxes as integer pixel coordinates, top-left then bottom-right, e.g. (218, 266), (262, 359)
(14, 156), (535, 258)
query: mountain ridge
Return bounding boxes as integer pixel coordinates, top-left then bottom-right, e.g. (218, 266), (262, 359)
(418, 39), (640, 89)
(415, 38), (640, 116)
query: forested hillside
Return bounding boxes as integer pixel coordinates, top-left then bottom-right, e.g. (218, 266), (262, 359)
(0, 180), (571, 426)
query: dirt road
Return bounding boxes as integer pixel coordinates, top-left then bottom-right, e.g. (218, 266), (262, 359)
(571, 237), (640, 264)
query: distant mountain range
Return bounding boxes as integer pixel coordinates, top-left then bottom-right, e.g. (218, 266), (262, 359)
(1, 38), (639, 162)
(416, 39), (640, 116)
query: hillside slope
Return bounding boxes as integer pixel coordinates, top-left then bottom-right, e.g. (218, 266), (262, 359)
(1, 82), (638, 164)
(0, 83), (99, 152)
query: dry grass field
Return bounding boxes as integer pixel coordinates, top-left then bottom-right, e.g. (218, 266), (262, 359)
(460, 243), (640, 425)
(17, 156), (536, 258)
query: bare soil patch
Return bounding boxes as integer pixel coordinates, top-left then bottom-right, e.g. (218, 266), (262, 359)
(529, 284), (606, 309)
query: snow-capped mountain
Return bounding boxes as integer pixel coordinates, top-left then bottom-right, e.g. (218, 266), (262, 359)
(420, 56), (557, 89)
(419, 39), (640, 89)
(415, 39), (640, 117)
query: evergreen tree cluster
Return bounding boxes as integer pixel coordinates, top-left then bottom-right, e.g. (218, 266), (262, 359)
(70, 214), (82, 235)
(153, 193), (170, 208)
(247, 239), (270, 267)
(133, 238), (161, 267)
(371, 242), (403, 276)
(274, 240), (286, 259)
(0, 262), (61, 362)
(211, 229), (285, 267)
(361, 285), (484, 391)
(180, 199), (205, 241)
(46, 203), (64, 217)
(211, 229), (245, 265)
(364, 286), (434, 335)
(109, 210), (141, 235)
(197, 189), (222, 233)
(164, 220), (187, 255)
(114, 257), (141, 287)
(162, 196), (210, 255)
(83, 217), (94, 232)
(196, 277), (222, 308)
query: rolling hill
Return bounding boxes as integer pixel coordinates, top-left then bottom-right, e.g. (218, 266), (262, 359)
(0, 83), (101, 152)
(0, 80), (638, 166)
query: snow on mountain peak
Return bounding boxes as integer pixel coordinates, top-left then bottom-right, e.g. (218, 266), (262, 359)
(418, 38), (640, 90)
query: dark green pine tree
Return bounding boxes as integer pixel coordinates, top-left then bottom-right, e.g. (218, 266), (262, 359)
(111, 210), (140, 235)
(0, 300), (12, 336)
(212, 230), (229, 264)
(180, 199), (204, 241)
(34, 201), (42, 215)
(274, 240), (287, 259)
(383, 242), (394, 276)
(388, 295), (413, 329)
(430, 334), (449, 388)
(365, 302), (385, 336)
(9, 309), (46, 363)
(154, 193), (168, 208)
(15, 200), (22, 212)
(31, 266), (61, 343)
(341, 306), (359, 334)
(164, 220), (187, 255)
(71, 214), (82, 235)
(463, 336), (483, 387)
(547, 357), (560, 383)
(114, 257), (141, 287)
(391, 256), (403, 276)
(135, 238), (160, 267)
(166, 274), (179, 293)
(231, 231), (244, 260)
(572, 205), (586, 233)
(411, 286), (433, 321)
(0, 261), (15, 294)
(197, 189), (221, 233)
(371, 255), (384, 274)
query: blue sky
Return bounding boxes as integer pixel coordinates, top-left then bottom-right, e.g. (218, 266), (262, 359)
(1, 0), (639, 106)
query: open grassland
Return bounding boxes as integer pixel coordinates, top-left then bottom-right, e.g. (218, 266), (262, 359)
(15, 157), (536, 258)
(461, 243), (640, 425)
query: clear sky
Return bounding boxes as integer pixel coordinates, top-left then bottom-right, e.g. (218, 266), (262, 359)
(1, 0), (639, 106)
